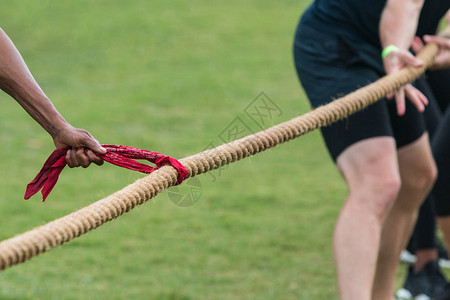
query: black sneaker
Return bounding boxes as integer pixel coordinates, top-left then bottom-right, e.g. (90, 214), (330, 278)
(395, 261), (447, 300)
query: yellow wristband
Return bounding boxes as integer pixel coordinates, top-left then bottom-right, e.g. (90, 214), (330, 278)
(381, 45), (399, 59)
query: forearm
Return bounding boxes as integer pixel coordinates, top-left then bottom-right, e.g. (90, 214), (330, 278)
(379, 0), (424, 50)
(0, 28), (68, 138)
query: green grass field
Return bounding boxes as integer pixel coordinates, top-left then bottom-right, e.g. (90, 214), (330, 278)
(0, 1), (423, 299)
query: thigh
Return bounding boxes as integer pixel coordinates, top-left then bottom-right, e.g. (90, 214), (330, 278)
(337, 136), (398, 184)
(388, 79), (432, 149)
(397, 133), (435, 180)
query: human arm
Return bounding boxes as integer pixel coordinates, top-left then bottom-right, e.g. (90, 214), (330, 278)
(0, 27), (105, 167)
(379, 0), (428, 116)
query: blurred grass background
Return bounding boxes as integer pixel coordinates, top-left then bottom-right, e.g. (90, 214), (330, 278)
(0, 0), (415, 299)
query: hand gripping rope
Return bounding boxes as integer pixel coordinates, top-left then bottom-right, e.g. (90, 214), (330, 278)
(0, 35), (445, 271)
(25, 145), (188, 201)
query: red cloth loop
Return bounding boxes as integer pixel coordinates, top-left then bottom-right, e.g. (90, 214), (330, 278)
(24, 145), (188, 201)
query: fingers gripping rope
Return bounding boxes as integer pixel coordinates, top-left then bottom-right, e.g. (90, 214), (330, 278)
(25, 145), (188, 201)
(0, 41), (441, 271)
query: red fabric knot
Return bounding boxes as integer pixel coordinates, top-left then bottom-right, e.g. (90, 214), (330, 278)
(24, 144), (188, 202)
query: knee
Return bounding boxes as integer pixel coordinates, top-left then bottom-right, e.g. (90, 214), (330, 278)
(349, 173), (401, 220)
(377, 174), (402, 203)
(369, 174), (402, 219)
(338, 138), (401, 219)
(402, 159), (437, 194)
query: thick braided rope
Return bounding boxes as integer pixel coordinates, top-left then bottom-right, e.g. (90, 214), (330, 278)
(0, 43), (439, 271)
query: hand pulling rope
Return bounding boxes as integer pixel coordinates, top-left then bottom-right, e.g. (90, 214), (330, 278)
(0, 38), (442, 271)
(25, 145), (188, 201)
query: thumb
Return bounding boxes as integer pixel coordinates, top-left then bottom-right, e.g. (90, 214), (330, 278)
(399, 50), (424, 67)
(82, 137), (107, 154)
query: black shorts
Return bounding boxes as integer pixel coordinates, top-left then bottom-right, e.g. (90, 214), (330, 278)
(293, 18), (427, 161)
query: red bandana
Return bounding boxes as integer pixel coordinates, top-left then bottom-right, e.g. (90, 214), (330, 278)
(25, 145), (188, 201)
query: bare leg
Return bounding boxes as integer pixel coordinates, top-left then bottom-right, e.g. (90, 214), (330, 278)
(335, 137), (401, 300)
(373, 133), (437, 299)
(414, 249), (438, 271)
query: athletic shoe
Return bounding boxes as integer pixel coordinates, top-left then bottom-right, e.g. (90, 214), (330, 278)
(400, 246), (450, 269)
(395, 260), (447, 300)
(401, 249), (417, 264)
(438, 258), (450, 270)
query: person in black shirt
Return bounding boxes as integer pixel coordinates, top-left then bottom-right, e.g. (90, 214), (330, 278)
(293, 0), (448, 299)
(396, 9), (450, 299)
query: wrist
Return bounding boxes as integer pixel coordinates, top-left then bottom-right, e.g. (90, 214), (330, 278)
(33, 98), (70, 138)
(49, 119), (72, 139)
(382, 45), (399, 59)
(24, 94), (70, 138)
